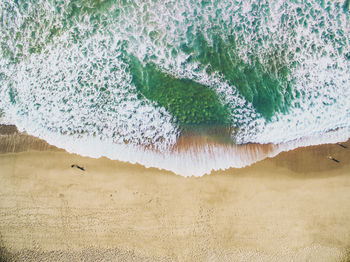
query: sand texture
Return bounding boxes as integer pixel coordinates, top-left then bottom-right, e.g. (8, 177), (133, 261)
(0, 131), (350, 261)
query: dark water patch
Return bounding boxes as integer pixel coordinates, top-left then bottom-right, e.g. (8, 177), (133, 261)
(180, 125), (236, 145)
(344, 0), (350, 12)
(8, 86), (17, 105)
(127, 55), (232, 131)
(345, 52), (350, 60)
(180, 31), (293, 120)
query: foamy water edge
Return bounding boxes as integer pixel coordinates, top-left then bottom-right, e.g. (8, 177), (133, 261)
(7, 116), (350, 177)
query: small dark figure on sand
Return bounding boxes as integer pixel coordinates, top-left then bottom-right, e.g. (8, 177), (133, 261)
(336, 143), (348, 149)
(328, 156), (340, 163)
(71, 164), (85, 171)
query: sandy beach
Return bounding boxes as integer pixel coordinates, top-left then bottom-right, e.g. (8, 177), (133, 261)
(0, 127), (350, 261)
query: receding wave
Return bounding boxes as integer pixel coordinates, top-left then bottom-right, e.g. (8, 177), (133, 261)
(0, 0), (349, 176)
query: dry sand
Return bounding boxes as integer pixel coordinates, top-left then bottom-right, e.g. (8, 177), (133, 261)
(0, 128), (350, 261)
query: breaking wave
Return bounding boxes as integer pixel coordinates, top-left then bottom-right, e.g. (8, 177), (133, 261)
(0, 0), (349, 176)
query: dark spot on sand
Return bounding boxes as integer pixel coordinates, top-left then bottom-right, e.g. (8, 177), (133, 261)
(337, 143), (347, 149)
(328, 156), (340, 163)
(71, 164), (85, 171)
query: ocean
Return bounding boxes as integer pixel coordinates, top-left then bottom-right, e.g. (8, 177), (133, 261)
(0, 0), (349, 176)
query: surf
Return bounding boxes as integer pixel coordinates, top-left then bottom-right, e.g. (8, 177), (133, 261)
(0, 0), (349, 176)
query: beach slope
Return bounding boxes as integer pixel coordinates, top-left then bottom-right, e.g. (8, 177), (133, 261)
(0, 129), (350, 261)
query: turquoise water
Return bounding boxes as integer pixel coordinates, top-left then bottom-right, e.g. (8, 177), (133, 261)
(0, 0), (349, 175)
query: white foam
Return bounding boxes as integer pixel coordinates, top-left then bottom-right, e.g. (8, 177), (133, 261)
(12, 114), (350, 176)
(1, 0), (350, 176)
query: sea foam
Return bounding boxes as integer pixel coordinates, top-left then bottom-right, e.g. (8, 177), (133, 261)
(9, 114), (350, 176)
(0, 0), (349, 176)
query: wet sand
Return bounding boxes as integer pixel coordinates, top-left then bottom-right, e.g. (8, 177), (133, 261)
(0, 127), (350, 261)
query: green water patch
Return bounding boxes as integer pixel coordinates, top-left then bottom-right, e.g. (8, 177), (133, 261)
(344, 0), (350, 12)
(180, 32), (293, 120)
(127, 55), (232, 131)
(8, 86), (17, 105)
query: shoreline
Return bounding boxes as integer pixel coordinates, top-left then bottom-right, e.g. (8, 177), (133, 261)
(1, 124), (349, 175)
(0, 125), (350, 261)
(1, 124), (349, 177)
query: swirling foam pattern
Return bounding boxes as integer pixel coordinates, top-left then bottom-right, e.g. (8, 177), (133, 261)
(0, 0), (349, 175)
